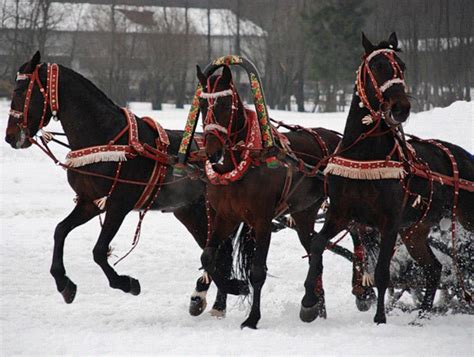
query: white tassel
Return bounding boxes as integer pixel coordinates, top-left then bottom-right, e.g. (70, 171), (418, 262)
(412, 195), (422, 208)
(321, 199), (329, 213)
(361, 115), (373, 125)
(40, 129), (54, 143)
(94, 196), (108, 210)
(362, 272), (374, 287)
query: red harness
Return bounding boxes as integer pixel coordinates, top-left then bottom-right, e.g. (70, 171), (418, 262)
(204, 109), (262, 185)
(10, 63), (171, 211)
(201, 75), (263, 185)
(10, 63), (60, 131)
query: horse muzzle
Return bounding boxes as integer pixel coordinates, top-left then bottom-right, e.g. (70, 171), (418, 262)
(380, 101), (410, 126)
(5, 126), (31, 149)
(208, 149), (225, 166)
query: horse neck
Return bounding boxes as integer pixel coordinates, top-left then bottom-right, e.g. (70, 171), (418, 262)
(340, 92), (396, 160)
(217, 98), (247, 172)
(54, 67), (125, 150)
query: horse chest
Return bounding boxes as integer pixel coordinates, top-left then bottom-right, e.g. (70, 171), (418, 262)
(330, 176), (405, 225)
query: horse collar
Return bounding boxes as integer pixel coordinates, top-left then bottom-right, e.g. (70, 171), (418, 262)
(205, 109), (262, 185)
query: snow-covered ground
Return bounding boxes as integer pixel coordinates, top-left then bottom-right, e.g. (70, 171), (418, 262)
(0, 99), (472, 356)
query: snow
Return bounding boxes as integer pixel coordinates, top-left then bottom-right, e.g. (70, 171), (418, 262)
(0, 99), (473, 355)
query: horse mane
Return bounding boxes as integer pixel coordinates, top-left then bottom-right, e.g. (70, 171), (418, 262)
(59, 65), (119, 110)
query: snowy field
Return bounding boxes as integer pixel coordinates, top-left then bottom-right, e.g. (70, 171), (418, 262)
(0, 99), (472, 356)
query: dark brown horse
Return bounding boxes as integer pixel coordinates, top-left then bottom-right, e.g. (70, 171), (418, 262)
(196, 65), (341, 329)
(4, 52), (231, 312)
(300, 33), (474, 324)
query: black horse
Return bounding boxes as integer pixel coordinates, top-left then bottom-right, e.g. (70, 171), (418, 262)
(4, 51), (230, 314)
(300, 33), (474, 324)
(196, 65), (343, 328)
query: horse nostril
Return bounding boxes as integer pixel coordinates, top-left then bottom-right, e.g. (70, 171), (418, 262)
(5, 134), (12, 144)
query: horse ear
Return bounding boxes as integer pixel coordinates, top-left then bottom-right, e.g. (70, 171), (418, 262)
(196, 65), (207, 88)
(388, 32), (398, 49)
(361, 32), (374, 54)
(24, 51), (41, 73)
(221, 65), (232, 87)
(31, 51), (41, 67)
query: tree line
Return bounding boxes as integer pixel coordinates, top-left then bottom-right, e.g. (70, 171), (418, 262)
(0, 0), (471, 112)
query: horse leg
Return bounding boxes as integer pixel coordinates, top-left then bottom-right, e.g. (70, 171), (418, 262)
(300, 214), (347, 322)
(92, 207), (140, 295)
(401, 223), (442, 314)
(291, 199), (323, 255)
(201, 216), (246, 295)
(240, 221), (272, 329)
(173, 201), (217, 316)
(373, 225), (399, 324)
(209, 237), (233, 317)
(50, 199), (100, 303)
(190, 236), (233, 318)
(350, 225), (376, 312)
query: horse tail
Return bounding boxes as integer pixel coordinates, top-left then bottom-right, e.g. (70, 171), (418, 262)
(230, 223), (255, 288)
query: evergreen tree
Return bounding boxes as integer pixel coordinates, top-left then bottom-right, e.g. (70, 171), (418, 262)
(305, 0), (369, 112)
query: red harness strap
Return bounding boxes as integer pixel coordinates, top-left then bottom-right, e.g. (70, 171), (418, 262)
(205, 109), (262, 185)
(48, 64), (59, 117)
(134, 117), (169, 210)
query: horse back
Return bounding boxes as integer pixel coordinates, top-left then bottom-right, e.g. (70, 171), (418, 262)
(283, 128), (340, 166)
(409, 139), (474, 181)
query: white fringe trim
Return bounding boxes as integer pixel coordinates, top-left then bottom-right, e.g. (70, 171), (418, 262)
(65, 151), (128, 168)
(204, 123), (228, 135)
(324, 163), (406, 180)
(199, 89), (233, 99)
(366, 48), (394, 62)
(380, 78), (406, 93)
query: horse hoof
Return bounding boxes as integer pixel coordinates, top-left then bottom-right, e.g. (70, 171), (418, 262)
(300, 294), (326, 322)
(300, 304), (320, 323)
(355, 288), (376, 312)
(189, 296), (207, 316)
(60, 278), (77, 304)
(240, 318), (258, 329)
(373, 313), (386, 324)
(128, 277), (141, 296)
(209, 308), (226, 318)
(356, 297), (372, 312)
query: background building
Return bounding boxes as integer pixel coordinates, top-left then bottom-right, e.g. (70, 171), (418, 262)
(0, 0), (472, 111)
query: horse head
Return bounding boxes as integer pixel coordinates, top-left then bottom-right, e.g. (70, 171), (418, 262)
(358, 32), (410, 126)
(5, 51), (55, 149)
(196, 65), (246, 167)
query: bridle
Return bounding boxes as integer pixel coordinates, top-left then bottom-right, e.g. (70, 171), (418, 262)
(9, 63), (60, 137)
(356, 48), (406, 128)
(200, 74), (250, 167)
